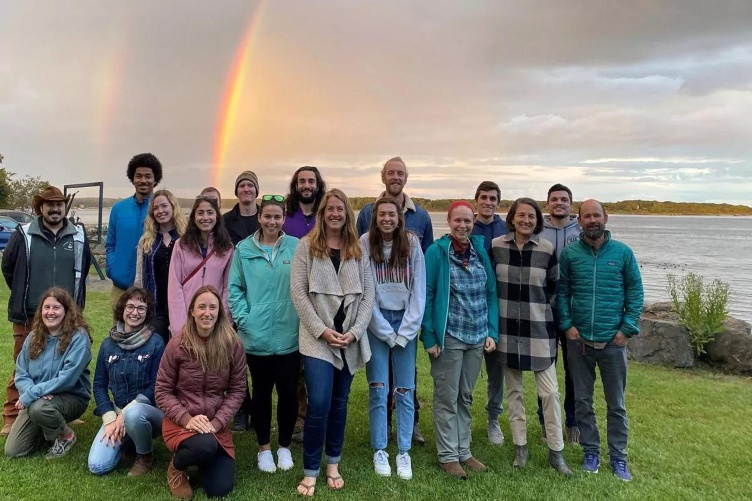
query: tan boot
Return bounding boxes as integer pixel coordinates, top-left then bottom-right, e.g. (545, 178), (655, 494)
(128, 452), (155, 477)
(462, 457), (488, 472)
(440, 461), (467, 479)
(167, 457), (193, 499)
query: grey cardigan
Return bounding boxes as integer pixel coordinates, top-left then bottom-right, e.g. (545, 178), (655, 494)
(290, 238), (375, 374)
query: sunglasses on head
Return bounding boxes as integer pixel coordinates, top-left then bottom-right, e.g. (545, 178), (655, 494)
(262, 195), (285, 202)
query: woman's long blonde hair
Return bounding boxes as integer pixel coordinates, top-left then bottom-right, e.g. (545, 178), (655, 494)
(29, 288), (90, 360)
(307, 188), (362, 260)
(181, 285), (238, 372)
(139, 189), (188, 254)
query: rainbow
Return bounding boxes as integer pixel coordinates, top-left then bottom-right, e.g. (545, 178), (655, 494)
(212, 3), (267, 186)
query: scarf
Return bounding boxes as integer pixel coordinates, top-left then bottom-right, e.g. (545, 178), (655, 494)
(109, 321), (153, 351)
(449, 234), (472, 270)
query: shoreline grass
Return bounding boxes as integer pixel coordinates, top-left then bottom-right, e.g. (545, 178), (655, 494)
(0, 285), (750, 500)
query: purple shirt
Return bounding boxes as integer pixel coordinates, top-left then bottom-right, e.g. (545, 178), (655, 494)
(282, 209), (316, 238)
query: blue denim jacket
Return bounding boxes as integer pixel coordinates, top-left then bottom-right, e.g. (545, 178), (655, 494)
(93, 334), (165, 416)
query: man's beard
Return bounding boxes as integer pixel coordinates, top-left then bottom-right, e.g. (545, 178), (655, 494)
(298, 191), (316, 204)
(584, 224), (605, 240)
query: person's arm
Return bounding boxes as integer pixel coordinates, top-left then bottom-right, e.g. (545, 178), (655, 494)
(356, 207), (370, 237)
(227, 249), (250, 332)
(290, 242), (328, 338)
(105, 206), (117, 279)
(167, 242), (187, 337)
(138, 336), (165, 406)
(1, 230), (22, 288)
(154, 339), (191, 426)
(620, 250), (644, 337)
(92, 342), (117, 422)
(556, 250), (574, 333)
(421, 215), (434, 253)
(133, 245), (144, 288)
(395, 238), (426, 346)
(210, 340), (247, 431)
(79, 232), (92, 310)
(361, 238), (398, 345)
(546, 251), (559, 305)
(220, 248), (234, 324)
(19, 331), (91, 407)
(480, 246), (499, 342)
(419, 245), (439, 350)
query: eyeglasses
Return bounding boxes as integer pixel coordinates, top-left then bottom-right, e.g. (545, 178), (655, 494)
(125, 304), (147, 314)
(262, 195), (285, 202)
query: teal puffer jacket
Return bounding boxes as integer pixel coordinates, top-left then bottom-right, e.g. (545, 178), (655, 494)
(228, 232), (300, 356)
(556, 231), (643, 342)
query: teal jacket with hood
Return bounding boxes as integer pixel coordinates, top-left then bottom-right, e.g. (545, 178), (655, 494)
(556, 231), (644, 342)
(228, 231), (300, 356)
(420, 234), (498, 350)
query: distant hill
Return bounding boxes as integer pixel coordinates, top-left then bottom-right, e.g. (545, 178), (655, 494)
(70, 197), (752, 216)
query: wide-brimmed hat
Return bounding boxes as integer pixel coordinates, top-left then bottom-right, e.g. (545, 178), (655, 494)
(32, 186), (72, 215)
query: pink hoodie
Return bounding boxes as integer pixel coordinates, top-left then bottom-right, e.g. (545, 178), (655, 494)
(167, 236), (234, 338)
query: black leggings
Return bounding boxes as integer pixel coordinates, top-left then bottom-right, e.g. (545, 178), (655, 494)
(247, 351), (300, 447)
(173, 433), (234, 498)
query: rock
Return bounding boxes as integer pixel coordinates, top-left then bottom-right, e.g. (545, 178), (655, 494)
(704, 317), (752, 374)
(631, 314), (695, 368)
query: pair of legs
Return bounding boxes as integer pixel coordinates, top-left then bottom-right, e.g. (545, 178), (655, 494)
(366, 309), (416, 455)
(4, 393), (88, 458)
(430, 336), (484, 464)
(88, 402), (164, 475)
(298, 356), (354, 494)
(537, 329), (576, 429)
(505, 363), (564, 451)
(567, 339), (629, 462)
(172, 433), (234, 498)
(247, 351), (299, 457)
(3, 320), (32, 430)
(484, 349), (505, 422)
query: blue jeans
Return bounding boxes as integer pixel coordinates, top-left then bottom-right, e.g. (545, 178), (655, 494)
(302, 356), (355, 478)
(567, 339), (629, 461)
(366, 309), (417, 454)
(88, 402), (163, 475)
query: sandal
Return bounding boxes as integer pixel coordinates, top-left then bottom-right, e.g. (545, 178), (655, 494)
(326, 474), (344, 490)
(297, 481), (316, 497)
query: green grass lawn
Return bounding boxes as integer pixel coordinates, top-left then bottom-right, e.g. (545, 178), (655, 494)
(0, 283), (750, 500)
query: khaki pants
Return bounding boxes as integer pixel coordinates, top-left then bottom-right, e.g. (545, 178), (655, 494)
(505, 363), (564, 451)
(3, 319), (33, 426)
(4, 392), (89, 458)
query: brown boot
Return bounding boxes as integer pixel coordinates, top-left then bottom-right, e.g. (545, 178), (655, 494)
(1, 422), (12, 437)
(128, 452), (155, 477)
(440, 461), (467, 480)
(167, 458), (193, 499)
(462, 457), (488, 472)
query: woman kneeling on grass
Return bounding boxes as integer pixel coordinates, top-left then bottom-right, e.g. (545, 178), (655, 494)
(291, 188), (375, 496)
(88, 286), (166, 476)
(228, 195), (301, 473)
(421, 201), (498, 479)
(4, 287), (92, 460)
(155, 286), (247, 499)
(360, 196), (425, 480)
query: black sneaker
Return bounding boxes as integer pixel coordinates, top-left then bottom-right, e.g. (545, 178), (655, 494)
(45, 432), (76, 459)
(230, 410), (249, 432)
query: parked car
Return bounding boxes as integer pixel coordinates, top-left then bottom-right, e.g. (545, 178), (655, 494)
(0, 215), (19, 252)
(0, 210), (35, 224)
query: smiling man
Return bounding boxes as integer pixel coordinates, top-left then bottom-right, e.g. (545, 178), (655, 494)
(223, 171), (260, 246)
(556, 199), (643, 482)
(106, 153), (162, 305)
(282, 166), (327, 239)
(1, 185), (91, 436)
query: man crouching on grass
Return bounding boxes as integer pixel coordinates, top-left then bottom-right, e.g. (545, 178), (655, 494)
(556, 199), (643, 482)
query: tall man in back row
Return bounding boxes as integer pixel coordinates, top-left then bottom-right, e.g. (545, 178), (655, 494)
(556, 199), (643, 482)
(357, 156), (433, 445)
(1, 186), (92, 436)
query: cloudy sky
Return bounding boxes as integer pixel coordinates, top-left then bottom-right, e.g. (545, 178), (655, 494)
(1, 0), (751, 204)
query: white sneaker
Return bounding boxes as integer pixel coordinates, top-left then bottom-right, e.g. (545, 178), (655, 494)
(277, 447), (294, 471)
(257, 449), (277, 473)
(488, 420), (504, 446)
(396, 452), (412, 480)
(373, 449), (391, 477)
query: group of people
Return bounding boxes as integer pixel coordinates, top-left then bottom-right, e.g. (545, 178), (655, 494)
(1, 153), (643, 498)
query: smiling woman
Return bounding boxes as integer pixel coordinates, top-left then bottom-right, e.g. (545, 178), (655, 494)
(166, 196), (234, 338)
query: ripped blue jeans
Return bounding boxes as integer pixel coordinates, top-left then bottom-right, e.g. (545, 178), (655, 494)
(365, 309), (417, 454)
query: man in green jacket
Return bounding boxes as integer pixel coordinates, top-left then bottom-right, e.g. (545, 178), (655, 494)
(556, 199), (643, 482)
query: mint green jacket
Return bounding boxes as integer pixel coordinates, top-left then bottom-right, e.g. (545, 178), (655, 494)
(420, 234), (499, 350)
(228, 232), (300, 356)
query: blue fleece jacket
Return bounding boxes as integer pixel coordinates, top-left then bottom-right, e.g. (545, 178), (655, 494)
(15, 328), (92, 407)
(471, 214), (508, 255)
(420, 234), (498, 350)
(106, 195), (151, 289)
